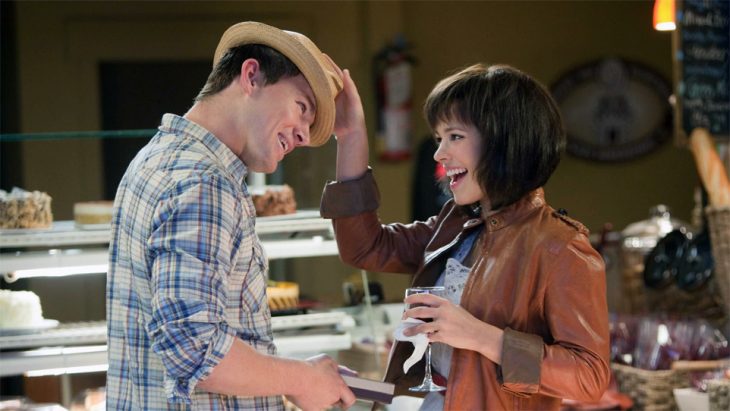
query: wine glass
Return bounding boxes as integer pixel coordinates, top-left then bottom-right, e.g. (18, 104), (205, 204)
(404, 286), (446, 392)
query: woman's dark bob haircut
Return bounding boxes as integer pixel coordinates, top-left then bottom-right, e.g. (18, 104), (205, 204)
(424, 64), (565, 211)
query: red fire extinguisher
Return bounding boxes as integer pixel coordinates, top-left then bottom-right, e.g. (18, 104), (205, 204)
(374, 35), (416, 162)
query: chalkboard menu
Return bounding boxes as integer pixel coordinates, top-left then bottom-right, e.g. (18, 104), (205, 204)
(676, 0), (730, 140)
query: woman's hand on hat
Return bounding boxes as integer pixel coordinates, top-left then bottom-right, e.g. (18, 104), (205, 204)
(332, 66), (367, 143)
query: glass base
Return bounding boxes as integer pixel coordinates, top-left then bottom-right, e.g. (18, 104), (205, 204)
(408, 379), (446, 392)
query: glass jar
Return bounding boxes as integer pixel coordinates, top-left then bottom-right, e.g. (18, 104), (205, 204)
(620, 205), (690, 313)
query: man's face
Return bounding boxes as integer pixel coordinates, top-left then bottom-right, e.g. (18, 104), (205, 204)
(240, 74), (316, 173)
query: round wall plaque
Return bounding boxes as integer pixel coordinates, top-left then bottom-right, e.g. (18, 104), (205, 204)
(551, 58), (673, 162)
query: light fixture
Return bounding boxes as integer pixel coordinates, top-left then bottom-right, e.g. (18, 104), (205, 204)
(653, 0), (676, 31)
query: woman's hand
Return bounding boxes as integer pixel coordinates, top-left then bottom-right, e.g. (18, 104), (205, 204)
(323, 55), (366, 143)
(323, 55), (369, 182)
(403, 293), (504, 364)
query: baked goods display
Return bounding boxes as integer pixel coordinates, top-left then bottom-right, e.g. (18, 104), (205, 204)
(74, 200), (114, 226)
(0, 290), (45, 328)
(689, 128), (730, 207)
(0, 188), (53, 229)
(251, 185), (297, 217)
(266, 281), (299, 311)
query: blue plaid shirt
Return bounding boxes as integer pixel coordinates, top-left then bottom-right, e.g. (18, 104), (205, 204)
(107, 114), (283, 410)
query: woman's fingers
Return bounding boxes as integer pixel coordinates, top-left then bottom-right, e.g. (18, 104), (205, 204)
(404, 293), (446, 307)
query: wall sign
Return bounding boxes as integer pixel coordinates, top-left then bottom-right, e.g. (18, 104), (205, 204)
(676, 0), (729, 141)
(551, 58), (673, 162)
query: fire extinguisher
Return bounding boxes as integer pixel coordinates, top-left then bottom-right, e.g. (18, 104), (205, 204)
(373, 35), (416, 162)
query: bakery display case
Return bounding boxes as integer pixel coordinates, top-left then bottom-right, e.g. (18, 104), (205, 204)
(0, 210), (363, 405)
(0, 210), (355, 372)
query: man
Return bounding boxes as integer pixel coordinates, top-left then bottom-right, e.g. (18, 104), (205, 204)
(106, 22), (358, 410)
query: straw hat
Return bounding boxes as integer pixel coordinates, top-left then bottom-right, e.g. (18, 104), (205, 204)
(213, 21), (343, 147)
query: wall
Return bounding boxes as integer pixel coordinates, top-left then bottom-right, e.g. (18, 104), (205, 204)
(7, 1), (698, 308)
(400, 0), (695, 232)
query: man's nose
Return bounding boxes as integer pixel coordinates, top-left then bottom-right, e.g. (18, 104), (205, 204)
(295, 127), (311, 147)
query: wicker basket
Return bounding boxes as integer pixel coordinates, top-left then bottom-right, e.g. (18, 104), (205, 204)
(612, 363), (690, 411)
(706, 206), (730, 319)
(708, 379), (730, 411)
(612, 360), (730, 411)
(707, 380), (730, 411)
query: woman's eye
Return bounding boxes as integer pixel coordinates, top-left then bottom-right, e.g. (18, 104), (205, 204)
(298, 102), (306, 114)
(450, 134), (464, 141)
(434, 136), (442, 144)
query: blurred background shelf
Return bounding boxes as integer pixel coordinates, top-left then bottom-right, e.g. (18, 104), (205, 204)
(0, 312), (355, 377)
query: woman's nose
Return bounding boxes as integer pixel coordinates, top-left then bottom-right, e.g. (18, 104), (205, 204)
(433, 141), (447, 162)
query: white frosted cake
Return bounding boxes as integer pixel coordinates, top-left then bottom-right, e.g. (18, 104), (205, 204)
(0, 290), (45, 328)
(0, 188), (53, 229)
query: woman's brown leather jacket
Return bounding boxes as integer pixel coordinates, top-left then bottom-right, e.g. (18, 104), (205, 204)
(321, 170), (610, 410)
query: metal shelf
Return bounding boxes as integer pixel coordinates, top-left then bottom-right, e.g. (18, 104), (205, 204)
(0, 333), (352, 377)
(0, 221), (110, 248)
(270, 311), (351, 331)
(0, 321), (106, 350)
(0, 237), (338, 278)
(0, 313), (349, 351)
(0, 345), (108, 377)
(0, 314), (353, 377)
(0, 211), (338, 278)
(0, 210), (332, 249)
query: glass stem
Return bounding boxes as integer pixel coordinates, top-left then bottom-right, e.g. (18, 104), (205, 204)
(424, 343), (434, 382)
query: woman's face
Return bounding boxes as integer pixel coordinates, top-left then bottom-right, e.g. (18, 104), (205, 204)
(432, 118), (488, 208)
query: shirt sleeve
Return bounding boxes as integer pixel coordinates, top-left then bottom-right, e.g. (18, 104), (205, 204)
(499, 234), (611, 402)
(145, 174), (242, 403)
(320, 168), (438, 274)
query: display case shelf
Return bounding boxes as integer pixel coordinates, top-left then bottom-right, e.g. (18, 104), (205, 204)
(0, 211), (331, 249)
(0, 211), (338, 279)
(0, 237), (338, 279)
(0, 312), (353, 377)
(0, 221), (110, 248)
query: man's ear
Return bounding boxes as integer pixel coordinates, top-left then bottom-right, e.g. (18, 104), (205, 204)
(240, 58), (262, 94)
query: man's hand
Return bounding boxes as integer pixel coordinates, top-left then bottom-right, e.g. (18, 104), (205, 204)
(286, 354), (356, 411)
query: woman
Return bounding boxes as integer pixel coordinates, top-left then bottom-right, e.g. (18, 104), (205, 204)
(322, 64), (610, 410)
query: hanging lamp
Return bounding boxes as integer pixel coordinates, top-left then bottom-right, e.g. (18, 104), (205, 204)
(653, 0), (676, 31)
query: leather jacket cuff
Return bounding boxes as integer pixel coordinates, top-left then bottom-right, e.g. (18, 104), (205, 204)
(320, 168), (380, 219)
(499, 327), (543, 396)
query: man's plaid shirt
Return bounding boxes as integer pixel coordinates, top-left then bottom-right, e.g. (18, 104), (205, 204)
(106, 114), (283, 410)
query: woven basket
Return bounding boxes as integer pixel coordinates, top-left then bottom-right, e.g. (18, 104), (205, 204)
(612, 360), (730, 411)
(708, 379), (730, 411)
(612, 363), (690, 411)
(706, 206), (730, 319)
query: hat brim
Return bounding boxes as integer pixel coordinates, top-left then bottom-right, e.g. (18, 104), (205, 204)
(214, 22), (343, 147)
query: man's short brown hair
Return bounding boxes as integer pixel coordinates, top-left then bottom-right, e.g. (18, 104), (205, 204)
(195, 44), (300, 102)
